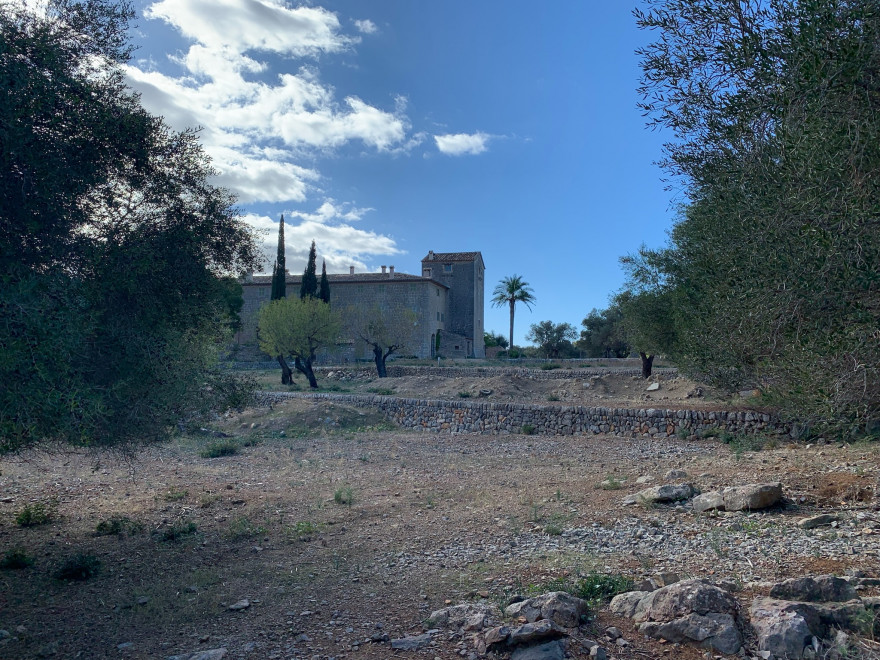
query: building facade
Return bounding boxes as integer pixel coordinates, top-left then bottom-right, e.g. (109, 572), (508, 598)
(236, 251), (485, 360)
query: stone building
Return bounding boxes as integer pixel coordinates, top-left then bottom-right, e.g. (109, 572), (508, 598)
(235, 250), (485, 360)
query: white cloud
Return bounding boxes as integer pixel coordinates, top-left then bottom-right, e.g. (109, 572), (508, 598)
(246, 213), (402, 274)
(434, 132), (490, 156)
(288, 200), (374, 223)
(354, 19), (377, 34)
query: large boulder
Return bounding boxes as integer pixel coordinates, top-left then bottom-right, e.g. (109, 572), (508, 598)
(692, 491), (725, 513)
(633, 579), (739, 623)
(639, 613), (741, 655)
(426, 603), (495, 630)
(722, 482), (782, 511)
(750, 597), (821, 659)
(504, 592), (588, 628)
(768, 575), (857, 603)
(608, 591), (650, 619)
(622, 483), (695, 506)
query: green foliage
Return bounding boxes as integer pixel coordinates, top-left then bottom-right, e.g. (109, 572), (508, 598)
(540, 363), (562, 370)
(157, 521), (198, 542)
(55, 554), (100, 581)
(300, 241), (318, 300)
(346, 304), (415, 377)
(271, 215), (287, 301)
(333, 486), (354, 506)
(0, 1), (259, 451)
(483, 331), (509, 349)
(319, 260), (330, 304)
(632, 0), (880, 434)
(95, 516), (143, 537)
(457, 391), (472, 398)
(578, 305), (629, 358)
(491, 275), (536, 353)
(520, 424), (536, 435)
(527, 322), (576, 359)
(226, 516), (267, 540)
(162, 488), (188, 502)
(0, 549), (34, 570)
(15, 500), (56, 527)
(200, 440), (240, 458)
(573, 572), (634, 603)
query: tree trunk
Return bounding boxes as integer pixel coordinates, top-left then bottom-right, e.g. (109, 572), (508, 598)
(508, 300), (515, 356)
(373, 345), (387, 378)
(294, 356), (319, 388)
(639, 352), (654, 379)
(277, 355), (293, 384)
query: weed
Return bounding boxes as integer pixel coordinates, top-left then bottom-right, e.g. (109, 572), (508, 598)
(199, 494), (219, 508)
(226, 516), (267, 540)
(547, 394), (560, 402)
(95, 516), (143, 537)
(288, 521), (321, 541)
(541, 363), (561, 370)
(358, 453), (370, 462)
(521, 424), (536, 435)
(55, 554), (100, 581)
(677, 427), (690, 440)
(239, 437), (262, 447)
(200, 440), (240, 458)
(544, 522), (564, 536)
(573, 572), (634, 604)
(458, 391), (472, 398)
(599, 475), (625, 490)
(0, 549), (34, 570)
(529, 502), (543, 523)
(333, 486), (354, 506)
(163, 488), (188, 502)
(15, 499), (56, 527)
(706, 527), (727, 557)
(157, 521), (198, 542)
(367, 387), (394, 396)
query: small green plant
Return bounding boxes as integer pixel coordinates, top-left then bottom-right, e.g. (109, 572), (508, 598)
(163, 488), (188, 502)
(55, 554), (100, 581)
(199, 494), (219, 508)
(15, 500), (56, 527)
(521, 424), (536, 435)
(599, 475), (625, 490)
(544, 522), (564, 536)
(95, 516), (143, 537)
(574, 572), (634, 604)
(547, 394), (560, 402)
(200, 440), (240, 458)
(0, 549), (34, 570)
(333, 486), (354, 506)
(541, 363), (561, 370)
(457, 391), (472, 398)
(288, 521), (321, 541)
(677, 427), (690, 440)
(367, 387), (394, 396)
(157, 521), (198, 542)
(226, 516), (267, 540)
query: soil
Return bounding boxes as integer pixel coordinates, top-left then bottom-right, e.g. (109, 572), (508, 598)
(0, 370), (878, 660)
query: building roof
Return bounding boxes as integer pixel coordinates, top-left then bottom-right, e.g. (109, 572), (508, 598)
(421, 251), (483, 264)
(242, 272), (447, 287)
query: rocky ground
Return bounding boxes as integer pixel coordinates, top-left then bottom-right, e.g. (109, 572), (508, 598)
(0, 389), (878, 659)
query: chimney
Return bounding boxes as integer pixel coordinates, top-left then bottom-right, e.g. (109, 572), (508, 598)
(381, 265), (387, 274)
(427, 250), (434, 260)
(349, 266), (354, 275)
(389, 265), (395, 278)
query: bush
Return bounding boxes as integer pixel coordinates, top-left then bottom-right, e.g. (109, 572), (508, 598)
(95, 516), (143, 537)
(521, 424), (536, 435)
(541, 363), (562, 370)
(55, 554), (100, 581)
(333, 487), (354, 506)
(0, 549), (34, 570)
(200, 440), (239, 458)
(15, 501), (55, 527)
(157, 521), (198, 542)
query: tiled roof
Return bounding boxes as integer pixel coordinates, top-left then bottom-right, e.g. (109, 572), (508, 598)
(421, 251), (483, 263)
(243, 272), (447, 287)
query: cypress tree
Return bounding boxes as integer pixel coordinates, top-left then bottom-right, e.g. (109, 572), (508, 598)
(270, 215), (286, 301)
(319, 259), (330, 304)
(300, 240), (318, 299)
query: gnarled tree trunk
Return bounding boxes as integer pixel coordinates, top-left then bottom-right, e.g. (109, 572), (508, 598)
(639, 351), (655, 379)
(372, 345), (387, 378)
(277, 355), (293, 384)
(294, 357), (318, 388)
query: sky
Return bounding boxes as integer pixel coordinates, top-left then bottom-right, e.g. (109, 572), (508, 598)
(122, 0), (674, 346)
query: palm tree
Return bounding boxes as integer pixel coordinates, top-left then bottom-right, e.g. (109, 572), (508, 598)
(491, 275), (536, 353)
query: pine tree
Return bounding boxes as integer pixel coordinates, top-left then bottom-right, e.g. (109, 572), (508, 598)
(270, 215), (286, 301)
(319, 259), (330, 304)
(300, 240), (318, 300)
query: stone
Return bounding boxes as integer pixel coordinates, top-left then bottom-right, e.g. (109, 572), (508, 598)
(166, 651), (227, 660)
(507, 620), (565, 646)
(609, 591), (650, 618)
(483, 626), (510, 646)
(640, 613), (741, 655)
(604, 626), (621, 640)
(227, 599), (250, 611)
(769, 575), (857, 603)
(622, 483), (695, 506)
(798, 514), (839, 530)
(664, 469), (688, 480)
(633, 579), (738, 623)
(391, 633), (433, 650)
(692, 491), (725, 513)
(504, 592), (588, 628)
(510, 640), (565, 660)
(750, 598), (816, 659)
(426, 604), (493, 630)
(722, 483), (782, 511)
(589, 645), (607, 659)
(646, 383), (660, 391)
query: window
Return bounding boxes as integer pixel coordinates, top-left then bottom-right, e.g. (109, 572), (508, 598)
(436, 312), (440, 321)
(436, 289), (440, 297)
(443, 264), (452, 272)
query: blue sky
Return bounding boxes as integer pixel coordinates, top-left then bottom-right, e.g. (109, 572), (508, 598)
(124, 1), (673, 346)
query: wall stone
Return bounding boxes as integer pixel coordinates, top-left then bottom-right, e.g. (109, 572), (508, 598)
(257, 391), (790, 439)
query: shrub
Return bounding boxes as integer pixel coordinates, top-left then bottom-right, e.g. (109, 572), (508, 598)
(157, 521), (198, 542)
(200, 440), (239, 458)
(0, 549), (34, 570)
(95, 516), (143, 537)
(573, 572), (634, 603)
(457, 391), (472, 398)
(521, 424), (536, 435)
(333, 486), (354, 506)
(55, 554), (100, 581)
(541, 363), (561, 370)
(226, 516), (266, 540)
(15, 500), (56, 527)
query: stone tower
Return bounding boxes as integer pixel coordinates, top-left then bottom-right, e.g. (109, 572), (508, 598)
(421, 251), (486, 358)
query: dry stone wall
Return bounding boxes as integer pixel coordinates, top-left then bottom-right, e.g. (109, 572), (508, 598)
(260, 391), (790, 439)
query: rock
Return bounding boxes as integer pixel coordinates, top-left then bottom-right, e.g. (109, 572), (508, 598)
(483, 626), (510, 646)
(798, 514), (839, 530)
(769, 575), (857, 603)
(665, 469), (688, 480)
(604, 626), (621, 640)
(635, 475), (653, 484)
(589, 645), (607, 659)
(640, 613), (742, 655)
(227, 599), (250, 611)
(722, 482), (782, 511)
(646, 383), (660, 391)
(692, 491), (725, 513)
(622, 483), (695, 506)
(750, 598), (817, 659)
(510, 640), (565, 660)
(609, 591), (650, 618)
(507, 620), (565, 646)
(166, 651), (227, 660)
(633, 579), (738, 624)
(390, 633), (433, 650)
(504, 592), (588, 628)
(426, 603), (493, 630)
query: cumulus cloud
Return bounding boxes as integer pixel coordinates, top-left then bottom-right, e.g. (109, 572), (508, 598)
(434, 132), (491, 156)
(354, 19), (377, 34)
(246, 213), (402, 274)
